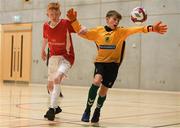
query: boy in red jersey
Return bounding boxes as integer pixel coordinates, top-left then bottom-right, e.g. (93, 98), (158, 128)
(41, 2), (75, 121)
(67, 8), (168, 123)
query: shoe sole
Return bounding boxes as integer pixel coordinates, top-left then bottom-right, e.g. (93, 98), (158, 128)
(44, 115), (55, 121)
(44, 111), (61, 120)
(44, 114), (55, 121)
(91, 119), (99, 123)
(91, 121), (99, 123)
(48, 117), (55, 121)
(81, 119), (89, 122)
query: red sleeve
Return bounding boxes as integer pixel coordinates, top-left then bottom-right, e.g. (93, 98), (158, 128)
(67, 20), (75, 33)
(43, 23), (48, 39)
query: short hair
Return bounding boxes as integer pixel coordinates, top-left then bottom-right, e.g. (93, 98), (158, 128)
(106, 10), (122, 20)
(47, 2), (60, 11)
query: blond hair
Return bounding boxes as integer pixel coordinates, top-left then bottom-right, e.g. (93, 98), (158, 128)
(47, 2), (60, 11)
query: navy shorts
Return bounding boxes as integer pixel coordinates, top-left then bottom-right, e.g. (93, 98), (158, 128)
(94, 62), (120, 88)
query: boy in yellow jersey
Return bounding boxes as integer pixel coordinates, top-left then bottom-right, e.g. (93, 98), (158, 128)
(67, 8), (168, 123)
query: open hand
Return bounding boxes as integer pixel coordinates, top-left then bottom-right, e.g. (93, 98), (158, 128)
(41, 50), (47, 61)
(67, 8), (77, 22)
(153, 21), (168, 34)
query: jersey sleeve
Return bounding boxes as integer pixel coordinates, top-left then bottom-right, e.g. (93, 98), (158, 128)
(71, 20), (98, 41)
(67, 20), (75, 33)
(122, 26), (149, 38)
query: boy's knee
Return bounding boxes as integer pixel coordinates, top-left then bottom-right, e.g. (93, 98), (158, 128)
(99, 86), (108, 96)
(54, 77), (60, 84)
(93, 74), (102, 85)
(93, 79), (101, 86)
(54, 74), (64, 84)
(48, 81), (53, 86)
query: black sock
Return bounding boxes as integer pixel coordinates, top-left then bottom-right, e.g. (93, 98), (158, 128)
(85, 84), (99, 112)
(95, 95), (106, 111)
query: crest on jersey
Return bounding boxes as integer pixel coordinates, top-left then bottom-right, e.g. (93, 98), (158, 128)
(105, 36), (110, 42)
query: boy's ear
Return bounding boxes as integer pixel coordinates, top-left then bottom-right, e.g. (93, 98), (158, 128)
(106, 17), (109, 22)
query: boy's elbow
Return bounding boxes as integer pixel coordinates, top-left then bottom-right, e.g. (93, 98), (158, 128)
(78, 26), (88, 35)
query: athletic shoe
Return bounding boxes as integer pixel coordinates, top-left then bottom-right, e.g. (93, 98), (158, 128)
(81, 111), (90, 122)
(55, 106), (62, 114)
(44, 108), (55, 121)
(91, 109), (100, 123)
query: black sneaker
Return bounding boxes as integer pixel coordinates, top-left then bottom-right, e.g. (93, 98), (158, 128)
(55, 106), (62, 114)
(91, 109), (100, 123)
(44, 106), (62, 118)
(44, 108), (55, 121)
(81, 111), (90, 122)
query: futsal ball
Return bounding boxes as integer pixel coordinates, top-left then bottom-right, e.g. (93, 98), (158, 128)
(130, 7), (147, 24)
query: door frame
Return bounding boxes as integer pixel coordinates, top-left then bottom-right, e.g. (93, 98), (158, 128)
(0, 24), (2, 81)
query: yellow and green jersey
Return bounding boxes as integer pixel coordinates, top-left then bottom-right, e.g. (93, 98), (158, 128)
(72, 20), (149, 63)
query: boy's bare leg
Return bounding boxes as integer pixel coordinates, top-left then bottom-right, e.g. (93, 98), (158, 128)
(44, 73), (63, 121)
(47, 81), (63, 97)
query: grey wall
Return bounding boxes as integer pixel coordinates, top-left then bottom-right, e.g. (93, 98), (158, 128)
(0, 0), (179, 91)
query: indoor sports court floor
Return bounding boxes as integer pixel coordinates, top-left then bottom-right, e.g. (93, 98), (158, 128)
(0, 82), (180, 128)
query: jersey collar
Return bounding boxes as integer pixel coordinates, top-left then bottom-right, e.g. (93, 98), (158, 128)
(48, 19), (61, 29)
(104, 25), (113, 32)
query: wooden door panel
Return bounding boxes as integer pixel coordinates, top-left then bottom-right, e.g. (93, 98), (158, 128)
(2, 33), (15, 80)
(16, 31), (31, 81)
(2, 24), (32, 82)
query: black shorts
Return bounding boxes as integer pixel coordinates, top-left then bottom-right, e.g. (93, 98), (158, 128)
(94, 62), (120, 88)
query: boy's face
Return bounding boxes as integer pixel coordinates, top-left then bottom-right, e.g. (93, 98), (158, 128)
(106, 16), (120, 30)
(47, 9), (61, 23)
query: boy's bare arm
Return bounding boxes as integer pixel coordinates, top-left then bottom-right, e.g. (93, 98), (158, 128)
(41, 38), (47, 61)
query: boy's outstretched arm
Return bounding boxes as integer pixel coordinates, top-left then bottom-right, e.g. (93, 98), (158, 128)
(67, 8), (98, 41)
(125, 21), (168, 36)
(67, 8), (85, 34)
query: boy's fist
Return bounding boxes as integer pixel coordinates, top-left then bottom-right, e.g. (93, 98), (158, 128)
(67, 8), (77, 22)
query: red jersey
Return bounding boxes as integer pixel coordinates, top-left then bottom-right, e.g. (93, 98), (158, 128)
(43, 19), (75, 65)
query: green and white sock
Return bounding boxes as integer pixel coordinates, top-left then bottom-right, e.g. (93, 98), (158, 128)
(96, 95), (106, 111)
(85, 84), (99, 112)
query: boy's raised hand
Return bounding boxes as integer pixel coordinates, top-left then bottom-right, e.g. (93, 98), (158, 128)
(153, 21), (168, 34)
(67, 8), (77, 22)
